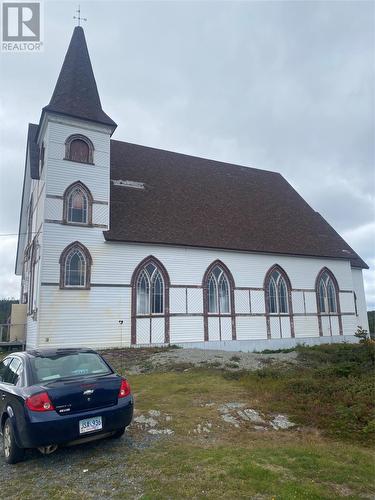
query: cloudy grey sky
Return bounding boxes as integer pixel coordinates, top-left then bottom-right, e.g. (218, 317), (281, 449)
(0, 0), (374, 307)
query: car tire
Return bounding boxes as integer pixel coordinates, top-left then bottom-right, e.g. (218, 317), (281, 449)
(3, 418), (25, 464)
(111, 427), (126, 439)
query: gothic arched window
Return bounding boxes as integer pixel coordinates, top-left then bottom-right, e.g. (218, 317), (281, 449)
(65, 134), (94, 164)
(64, 182), (92, 225)
(206, 265), (231, 314)
(265, 267), (290, 314)
(60, 242), (92, 289)
(317, 270), (338, 313)
(136, 262), (164, 315)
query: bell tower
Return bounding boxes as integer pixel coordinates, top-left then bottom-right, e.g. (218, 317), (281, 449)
(30, 26), (117, 346)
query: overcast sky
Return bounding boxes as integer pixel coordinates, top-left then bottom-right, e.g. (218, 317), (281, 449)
(0, 0), (374, 308)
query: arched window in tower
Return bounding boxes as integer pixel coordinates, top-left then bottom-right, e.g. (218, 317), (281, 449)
(267, 268), (289, 314)
(317, 270), (338, 313)
(64, 182), (92, 225)
(60, 242), (92, 289)
(207, 265), (231, 314)
(136, 262), (164, 315)
(65, 134), (94, 164)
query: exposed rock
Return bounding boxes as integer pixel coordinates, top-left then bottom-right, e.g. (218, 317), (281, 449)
(270, 414), (296, 429)
(218, 402), (246, 413)
(237, 409), (266, 424)
(133, 415), (158, 428)
(148, 429), (174, 435)
(148, 410), (161, 418)
(221, 413), (240, 428)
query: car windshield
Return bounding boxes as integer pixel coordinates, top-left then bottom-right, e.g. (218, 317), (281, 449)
(30, 352), (111, 383)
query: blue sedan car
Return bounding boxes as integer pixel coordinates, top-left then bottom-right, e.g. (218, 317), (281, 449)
(0, 348), (133, 464)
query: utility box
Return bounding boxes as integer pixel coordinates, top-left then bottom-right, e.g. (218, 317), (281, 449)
(9, 304), (26, 342)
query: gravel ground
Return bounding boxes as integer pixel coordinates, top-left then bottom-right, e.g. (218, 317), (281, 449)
(145, 348), (298, 372)
(0, 424), (161, 498)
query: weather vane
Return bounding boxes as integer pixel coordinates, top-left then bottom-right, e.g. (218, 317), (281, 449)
(73, 5), (87, 26)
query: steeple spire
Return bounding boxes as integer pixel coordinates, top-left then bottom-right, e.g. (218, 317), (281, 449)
(42, 26), (116, 130)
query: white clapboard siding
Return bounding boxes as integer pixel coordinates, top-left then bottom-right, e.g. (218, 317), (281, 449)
(170, 288), (187, 314)
(304, 292), (317, 314)
(339, 292), (355, 314)
(351, 269), (369, 331)
(35, 224), (364, 348)
(292, 291), (304, 314)
(234, 290), (250, 313)
(280, 317), (291, 338)
(270, 316), (281, 339)
(321, 316), (331, 337)
(187, 288), (203, 314)
(330, 316), (340, 336)
(169, 316), (204, 343)
(41, 225), (357, 292)
(26, 317), (38, 349)
(294, 317), (320, 338)
(221, 317), (232, 341)
(38, 286), (132, 348)
(45, 197), (63, 220)
(151, 318), (165, 344)
(235, 316), (267, 340)
(136, 318), (150, 345)
(92, 204), (109, 226)
(47, 120), (111, 155)
(46, 162), (109, 200)
(251, 291), (265, 314)
(208, 317), (220, 341)
(342, 315), (357, 336)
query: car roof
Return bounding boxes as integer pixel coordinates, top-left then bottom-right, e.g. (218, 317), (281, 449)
(24, 347), (97, 358)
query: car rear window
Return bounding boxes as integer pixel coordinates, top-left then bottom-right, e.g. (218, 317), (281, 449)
(30, 352), (112, 383)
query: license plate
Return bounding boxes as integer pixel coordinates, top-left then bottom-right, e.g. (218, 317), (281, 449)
(79, 416), (102, 434)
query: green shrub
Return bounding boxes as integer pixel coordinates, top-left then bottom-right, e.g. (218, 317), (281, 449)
(235, 343), (375, 444)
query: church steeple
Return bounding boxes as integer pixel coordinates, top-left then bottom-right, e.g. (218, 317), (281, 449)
(42, 26), (116, 130)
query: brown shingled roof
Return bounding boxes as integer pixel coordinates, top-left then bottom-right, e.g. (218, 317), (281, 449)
(104, 140), (367, 269)
(42, 27), (116, 130)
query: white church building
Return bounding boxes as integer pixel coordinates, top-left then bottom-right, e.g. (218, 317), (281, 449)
(15, 27), (369, 350)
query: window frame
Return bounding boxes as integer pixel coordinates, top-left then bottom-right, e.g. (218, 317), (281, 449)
(136, 263), (165, 316)
(316, 269), (339, 315)
(59, 241), (92, 290)
(267, 269), (289, 315)
(64, 134), (94, 165)
(202, 260), (235, 342)
(206, 265), (231, 315)
(131, 256), (170, 345)
(63, 181), (93, 226)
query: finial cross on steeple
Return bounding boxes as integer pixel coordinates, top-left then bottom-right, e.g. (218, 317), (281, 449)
(73, 5), (87, 26)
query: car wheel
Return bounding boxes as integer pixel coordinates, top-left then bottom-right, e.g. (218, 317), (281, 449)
(111, 427), (126, 439)
(3, 418), (25, 464)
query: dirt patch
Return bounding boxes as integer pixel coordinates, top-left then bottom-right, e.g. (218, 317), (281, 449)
(100, 346), (298, 376)
(146, 348), (298, 372)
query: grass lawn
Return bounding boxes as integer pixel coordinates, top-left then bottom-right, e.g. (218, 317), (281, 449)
(0, 343), (374, 499)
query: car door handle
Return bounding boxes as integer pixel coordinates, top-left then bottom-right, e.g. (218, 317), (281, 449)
(1, 393), (6, 401)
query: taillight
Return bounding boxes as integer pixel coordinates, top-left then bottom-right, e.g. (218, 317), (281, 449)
(26, 392), (55, 412)
(118, 379), (131, 398)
